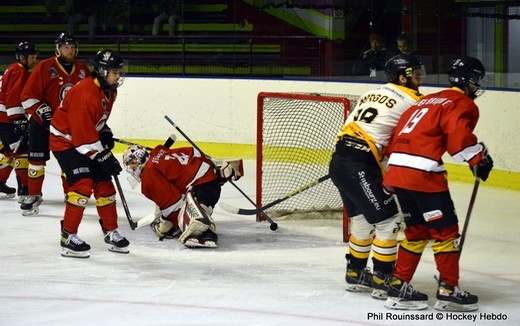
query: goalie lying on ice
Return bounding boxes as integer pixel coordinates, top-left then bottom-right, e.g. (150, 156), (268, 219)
(122, 139), (243, 248)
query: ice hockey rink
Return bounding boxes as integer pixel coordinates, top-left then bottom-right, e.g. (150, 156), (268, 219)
(0, 158), (519, 326)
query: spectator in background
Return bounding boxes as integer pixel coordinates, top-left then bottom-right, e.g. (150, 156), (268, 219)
(101, 0), (130, 35)
(66, 0), (100, 37)
(129, 0), (155, 34)
(44, 0), (61, 23)
(396, 32), (426, 75)
(152, 0), (180, 36)
(352, 33), (394, 76)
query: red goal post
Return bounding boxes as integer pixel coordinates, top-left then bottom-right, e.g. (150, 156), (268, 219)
(256, 92), (359, 242)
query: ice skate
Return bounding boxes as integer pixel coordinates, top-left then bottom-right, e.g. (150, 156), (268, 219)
(345, 267), (373, 292)
(184, 230), (219, 248)
(385, 276), (428, 310)
(17, 183), (29, 204)
(434, 281), (478, 312)
(20, 194), (43, 216)
(104, 229), (130, 254)
(61, 229), (91, 258)
(0, 181), (16, 199)
(371, 271), (390, 300)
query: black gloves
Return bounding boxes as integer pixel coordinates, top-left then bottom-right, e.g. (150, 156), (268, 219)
(13, 116), (28, 136)
(99, 125), (115, 150)
(96, 149), (122, 176)
(471, 153), (493, 182)
(36, 104), (52, 128)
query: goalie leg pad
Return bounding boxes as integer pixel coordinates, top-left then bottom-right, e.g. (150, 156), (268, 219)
(178, 192), (218, 247)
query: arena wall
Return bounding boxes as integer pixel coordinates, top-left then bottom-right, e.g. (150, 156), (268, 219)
(110, 77), (520, 190)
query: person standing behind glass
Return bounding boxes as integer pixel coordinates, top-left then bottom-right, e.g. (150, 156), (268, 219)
(152, 0), (180, 36)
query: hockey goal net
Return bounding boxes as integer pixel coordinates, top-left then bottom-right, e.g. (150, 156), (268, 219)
(256, 92), (359, 241)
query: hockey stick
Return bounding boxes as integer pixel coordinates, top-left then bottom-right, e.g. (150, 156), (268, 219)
(458, 177), (480, 256)
(113, 173), (138, 230)
(219, 174), (331, 215)
(113, 137), (153, 151)
(164, 115), (278, 231)
(0, 133), (26, 169)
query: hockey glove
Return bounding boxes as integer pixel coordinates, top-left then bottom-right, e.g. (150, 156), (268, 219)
(13, 116), (28, 136)
(96, 149), (122, 176)
(470, 153), (493, 181)
(217, 159), (244, 182)
(36, 104), (53, 128)
(99, 125), (115, 150)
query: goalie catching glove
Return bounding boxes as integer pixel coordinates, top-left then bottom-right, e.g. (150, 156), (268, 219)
(211, 158), (244, 182)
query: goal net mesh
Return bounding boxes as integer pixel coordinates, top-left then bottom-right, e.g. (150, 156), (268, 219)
(256, 92), (359, 223)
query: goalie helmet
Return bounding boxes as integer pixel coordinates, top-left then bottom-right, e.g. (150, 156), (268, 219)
(448, 56), (486, 99)
(384, 54), (422, 84)
(123, 145), (149, 184)
(15, 41), (39, 61)
(54, 32), (78, 56)
(92, 49), (125, 90)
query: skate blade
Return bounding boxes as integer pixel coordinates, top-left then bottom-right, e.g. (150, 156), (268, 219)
(0, 193), (16, 199)
(434, 300), (478, 312)
(371, 288), (388, 300)
(61, 248), (90, 258)
(346, 284), (372, 293)
(385, 297), (428, 310)
(107, 245), (130, 254)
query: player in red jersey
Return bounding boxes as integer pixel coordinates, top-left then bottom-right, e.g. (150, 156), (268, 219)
(0, 41), (39, 200)
(20, 33), (90, 216)
(122, 142), (243, 248)
(50, 49), (127, 258)
(383, 56), (493, 311)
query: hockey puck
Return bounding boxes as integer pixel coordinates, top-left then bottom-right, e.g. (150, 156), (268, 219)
(270, 222), (278, 231)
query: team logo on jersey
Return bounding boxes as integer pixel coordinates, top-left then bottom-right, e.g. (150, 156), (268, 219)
(49, 67), (58, 79)
(60, 83), (74, 101)
(78, 69), (87, 79)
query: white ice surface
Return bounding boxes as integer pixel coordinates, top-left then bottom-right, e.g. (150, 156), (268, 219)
(0, 158), (519, 326)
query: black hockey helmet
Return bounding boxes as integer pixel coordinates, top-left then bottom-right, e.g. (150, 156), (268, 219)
(384, 54), (422, 84)
(448, 56), (485, 90)
(92, 49), (125, 89)
(15, 41), (39, 61)
(54, 32), (78, 56)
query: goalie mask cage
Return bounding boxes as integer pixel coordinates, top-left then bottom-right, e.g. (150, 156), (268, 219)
(256, 92), (359, 242)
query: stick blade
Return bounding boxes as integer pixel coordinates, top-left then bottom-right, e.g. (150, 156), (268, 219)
(135, 213), (156, 229)
(219, 202), (258, 215)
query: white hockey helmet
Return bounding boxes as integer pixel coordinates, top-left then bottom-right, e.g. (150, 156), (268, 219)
(122, 145), (149, 186)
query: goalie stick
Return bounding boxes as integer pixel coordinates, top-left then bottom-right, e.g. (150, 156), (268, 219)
(113, 137), (153, 151)
(163, 115), (279, 231)
(219, 174), (331, 215)
(0, 133), (26, 169)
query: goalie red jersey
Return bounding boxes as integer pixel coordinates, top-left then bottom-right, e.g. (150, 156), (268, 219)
(140, 145), (219, 218)
(49, 77), (117, 159)
(21, 56), (89, 124)
(384, 87), (486, 193)
(0, 63), (30, 124)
